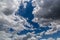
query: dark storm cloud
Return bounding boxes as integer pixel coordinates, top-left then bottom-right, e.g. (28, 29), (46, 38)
(35, 0), (60, 20)
(42, 0), (60, 20)
(43, 6), (60, 19)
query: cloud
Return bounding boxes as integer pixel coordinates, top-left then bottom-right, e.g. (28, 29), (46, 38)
(0, 0), (60, 40)
(45, 21), (60, 35)
(47, 37), (55, 40)
(32, 0), (60, 21)
(0, 31), (12, 40)
(32, 0), (60, 35)
(0, 0), (32, 31)
(11, 32), (37, 40)
(0, 0), (32, 40)
(0, 0), (19, 15)
(57, 38), (60, 40)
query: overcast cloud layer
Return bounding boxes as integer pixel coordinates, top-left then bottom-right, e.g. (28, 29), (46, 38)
(0, 0), (60, 40)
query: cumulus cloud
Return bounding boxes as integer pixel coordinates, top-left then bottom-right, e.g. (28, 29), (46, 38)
(32, 0), (60, 35)
(0, 0), (43, 40)
(0, 0), (31, 32)
(0, 0), (60, 40)
(0, 0), (32, 40)
(0, 0), (19, 15)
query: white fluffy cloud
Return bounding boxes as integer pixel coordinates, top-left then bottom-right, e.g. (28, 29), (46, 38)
(0, 0), (32, 40)
(0, 0), (32, 31)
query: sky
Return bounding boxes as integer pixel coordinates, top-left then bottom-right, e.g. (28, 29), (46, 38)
(0, 0), (60, 40)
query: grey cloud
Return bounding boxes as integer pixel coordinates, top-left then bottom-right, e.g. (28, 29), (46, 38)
(33, 0), (60, 20)
(3, 8), (14, 15)
(32, 0), (60, 35)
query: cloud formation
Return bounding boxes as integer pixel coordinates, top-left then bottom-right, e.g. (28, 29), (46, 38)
(0, 0), (31, 40)
(0, 0), (60, 40)
(32, 0), (60, 35)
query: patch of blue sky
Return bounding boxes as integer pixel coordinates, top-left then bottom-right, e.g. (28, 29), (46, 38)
(8, 28), (15, 33)
(15, 0), (51, 35)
